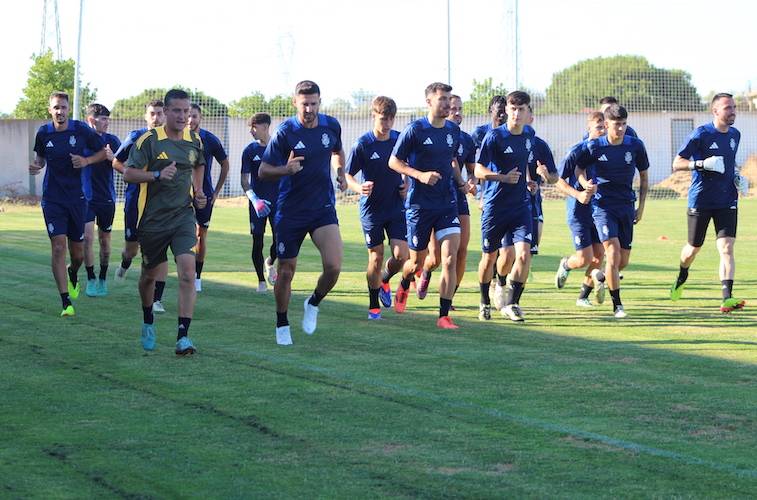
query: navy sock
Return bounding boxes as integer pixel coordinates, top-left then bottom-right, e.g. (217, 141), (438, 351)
(154, 281), (166, 302)
(507, 281), (524, 305)
(68, 267), (78, 286)
(308, 290), (325, 307)
(177, 317), (191, 340)
(479, 282), (490, 305)
(369, 287), (380, 309)
(579, 284), (593, 300)
(195, 260), (204, 279)
(86, 266), (96, 280)
(610, 289), (622, 308)
(276, 311), (289, 327)
(121, 257), (132, 270)
(676, 266), (689, 288)
(142, 306), (154, 325)
(440, 297), (452, 317)
(61, 292), (71, 308)
(400, 276), (412, 290)
(99, 264), (108, 281)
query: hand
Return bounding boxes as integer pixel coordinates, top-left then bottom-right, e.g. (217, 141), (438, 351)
(361, 181), (374, 196)
(246, 189), (271, 217)
(418, 171), (441, 186)
(466, 177), (477, 196)
(29, 163), (43, 175)
(287, 151), (304, 175)
(500, 169), (521, 184)
(735, 174), (749, 196)
(398, 181), (408, 198)
(527, 180), (538, 194)
(194, 190), (207, 209)
(210, 193), (218, 206)
(691, 156), (725, 174)
(634, 205), (644, 225)
(70, 153), (88, 168)
(584, 178), (597, 195)
(104, 144), (114, 162)
(336, 175), (348, 192)
(577, 190), (593, 205)
(536, 160), (549, 180)
(160, 161), (177, 181)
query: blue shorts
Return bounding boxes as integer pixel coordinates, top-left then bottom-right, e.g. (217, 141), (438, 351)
(124, 194), (139, 242)
(194, 199), (214, 228)
(456, 189), (470, 216)
(568, 216), (601, 250)
(249, 200), (277, 235)
(361, 208), (406, 249)
(530, 192), (544, 223)
(406, 206), (460, 251)
(85, 201), (115, 232)
(275, 207), (339, 259)
(481, 204), (532, 253)
(42, 198), (86, 241)
(592, 203), (634, 249)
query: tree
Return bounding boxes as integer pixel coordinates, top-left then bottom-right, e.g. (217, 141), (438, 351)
(111, 86), (228, 118)
(351, 88), (375, 112)
(323, 98), (353, 114)
(544, 56), (703, 113)
(13, 50), (97, 119)
(465, 78), (508, 115)
(228, 92), (294, 118)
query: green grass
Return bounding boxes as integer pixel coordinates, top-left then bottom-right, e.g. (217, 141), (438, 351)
(1, 199), (756, 498)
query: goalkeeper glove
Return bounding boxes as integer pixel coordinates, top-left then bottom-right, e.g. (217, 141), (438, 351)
(735, 175), (749, 196)
(689, 156), (725, 174)
(246, 189), (271, 217)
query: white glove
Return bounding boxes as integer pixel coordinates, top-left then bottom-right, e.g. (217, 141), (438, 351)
(245, 189), (271, 217)
(690, 156), (724, 174)
(735, 175), (749, 196)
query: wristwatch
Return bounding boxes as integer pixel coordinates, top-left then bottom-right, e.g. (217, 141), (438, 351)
(153, 170), (161, 182)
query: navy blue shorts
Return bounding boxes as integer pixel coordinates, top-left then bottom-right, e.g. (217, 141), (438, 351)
(275, 208), (339, 259)
(456, 189), (470, 216)
(406, 206), (460, 251)
(568, 216), (601, 250)
(481, 204), (532, 253)
(85, 201), (115, 232)
(42, 198), (87, 241)
(248, 200), (277, 235)
(194, 199), (214, 228)
(361, 208), (406, 248)
(593, 203), (634, 250)
(124, 194), (139, 242)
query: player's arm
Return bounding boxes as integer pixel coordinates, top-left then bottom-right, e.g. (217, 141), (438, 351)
(388, 155), (441, 186)
(28, 153), (46, 175)
(259, 155), (303, 180)
(451, 158), (467, 193)
(70, 148), (107, 169)
(212, 158), (230, 203)
(635, 169), (648, 224)
(331, 149), (347, 191)
(344, 144), (371, 195)
(240, 151), (252, 192)
(192, 160), (207, 209)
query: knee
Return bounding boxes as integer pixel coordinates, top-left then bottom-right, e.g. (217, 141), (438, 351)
(324, 260), (341, 278)
(278, 262), (296, 283)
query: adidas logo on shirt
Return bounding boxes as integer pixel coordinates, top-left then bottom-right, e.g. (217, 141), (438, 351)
(253, 155), (261, 161)
(46, 141), (53, 148)
(423, 137), (434, 145)
(598, 154), (608, 161)
(157, 151), (169, 160)
(294, 141), (306, 149)
(709, 142), (719, 149)
(503, 146), (514, 154)
(370, 152), (380, 160)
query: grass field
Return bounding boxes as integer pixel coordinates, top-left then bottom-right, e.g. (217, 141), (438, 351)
(1, 199), (756, 498)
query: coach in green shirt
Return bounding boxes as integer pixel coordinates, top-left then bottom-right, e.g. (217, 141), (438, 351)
(124, 89), (206, 356)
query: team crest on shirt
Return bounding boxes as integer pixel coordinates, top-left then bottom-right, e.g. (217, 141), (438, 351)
(624, 152), (632, 164)
(322, 133), (330, 148)
(188, 149), (197, 164)
(69, 136), (77, 147)
(525, 138), (532, 151)
(446, 134), (453, 147)
(730, 138), (736, 151)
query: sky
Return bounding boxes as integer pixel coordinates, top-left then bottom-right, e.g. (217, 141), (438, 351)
(2, 0), (755, 114)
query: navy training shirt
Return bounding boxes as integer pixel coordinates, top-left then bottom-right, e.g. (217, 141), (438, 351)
(346, 130), (403, 218)
(241, 141), (279, 202)
(82, 132), (120, 203)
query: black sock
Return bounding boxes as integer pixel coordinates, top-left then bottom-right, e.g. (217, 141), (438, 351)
(142, 306), (154, 325)
(68, 267), (78, 286)
(480, 282), (491, 305)
(369, 287), (380, 309)
(85, 266), (96, 280)
(276, 311), (289, 327)
(721, 279), (734, 300)
(177, 317), (191, 340)
(422, 270), (432, 281)
(579, 284), (593, 300)
(400, 276), (412, 290)
(308, 290), (325, 307)
(154, 281), (166, 302)
(61, 292), (71, 308)
(195, 260), (204, 279)
(99, 264), (108, 281)
(121, 257), (132, 270)
(497, 274), (507, 287)
(252, 234), (265, 281)
(440, 297), (452, 317)
(610, 289), (622, 308)
(507, 281), (524, 305)
(676, 266), (689, 288)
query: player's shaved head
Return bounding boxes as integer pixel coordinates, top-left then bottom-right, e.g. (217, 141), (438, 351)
(711, 92), (733, 105)
(425, 82), (452, 97)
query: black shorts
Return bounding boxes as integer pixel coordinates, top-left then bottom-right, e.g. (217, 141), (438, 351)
(687, 207), (737, 247)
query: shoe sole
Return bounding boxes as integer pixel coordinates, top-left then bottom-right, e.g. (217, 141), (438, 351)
(175, 347), (196, 356)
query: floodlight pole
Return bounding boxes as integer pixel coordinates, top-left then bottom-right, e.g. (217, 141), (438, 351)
(514, 0), (520, 89)
(446, 0), (451, 85)
(73, 0), (84, 120)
